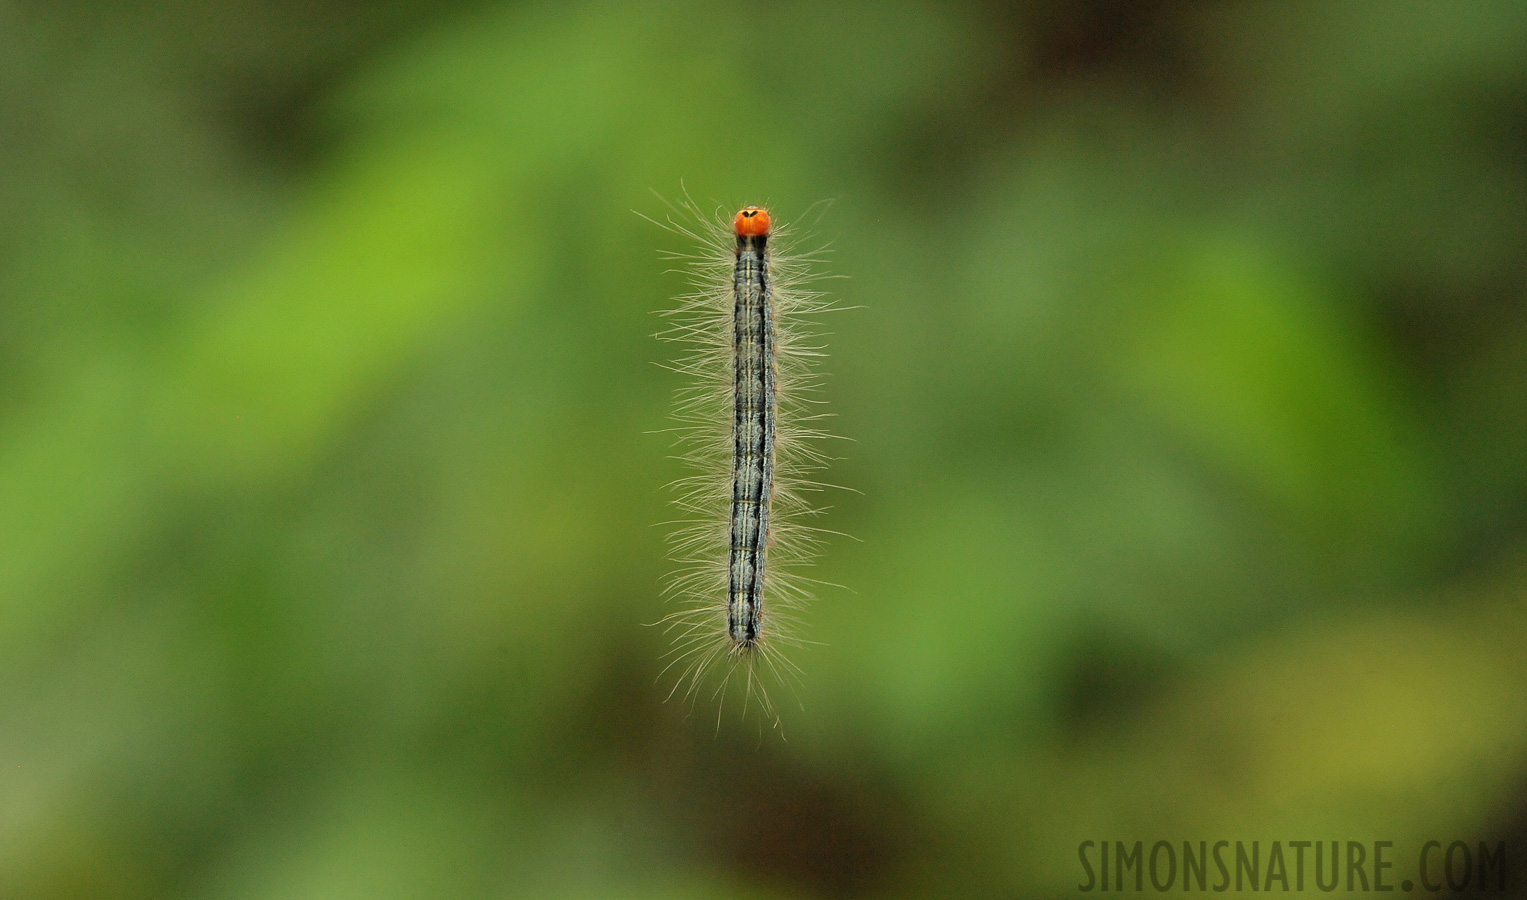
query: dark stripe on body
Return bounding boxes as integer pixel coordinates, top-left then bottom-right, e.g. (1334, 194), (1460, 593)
(727, 232), (775, 648)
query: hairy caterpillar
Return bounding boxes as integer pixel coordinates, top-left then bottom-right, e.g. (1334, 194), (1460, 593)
(647, 195), (841, 727)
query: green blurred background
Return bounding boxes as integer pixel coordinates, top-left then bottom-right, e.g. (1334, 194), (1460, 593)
(4, 0), (1527, 897)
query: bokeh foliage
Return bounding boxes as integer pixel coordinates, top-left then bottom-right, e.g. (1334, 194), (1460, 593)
(4, 1), (1527, 897)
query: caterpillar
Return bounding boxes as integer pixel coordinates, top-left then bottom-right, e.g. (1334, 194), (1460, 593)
(647, 195), (842, 727)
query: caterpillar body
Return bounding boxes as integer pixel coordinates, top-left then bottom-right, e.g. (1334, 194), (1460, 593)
(650, 197), (840, 726)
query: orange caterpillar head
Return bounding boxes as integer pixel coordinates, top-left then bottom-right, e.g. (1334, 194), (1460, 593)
(733, 206), (770, 237)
